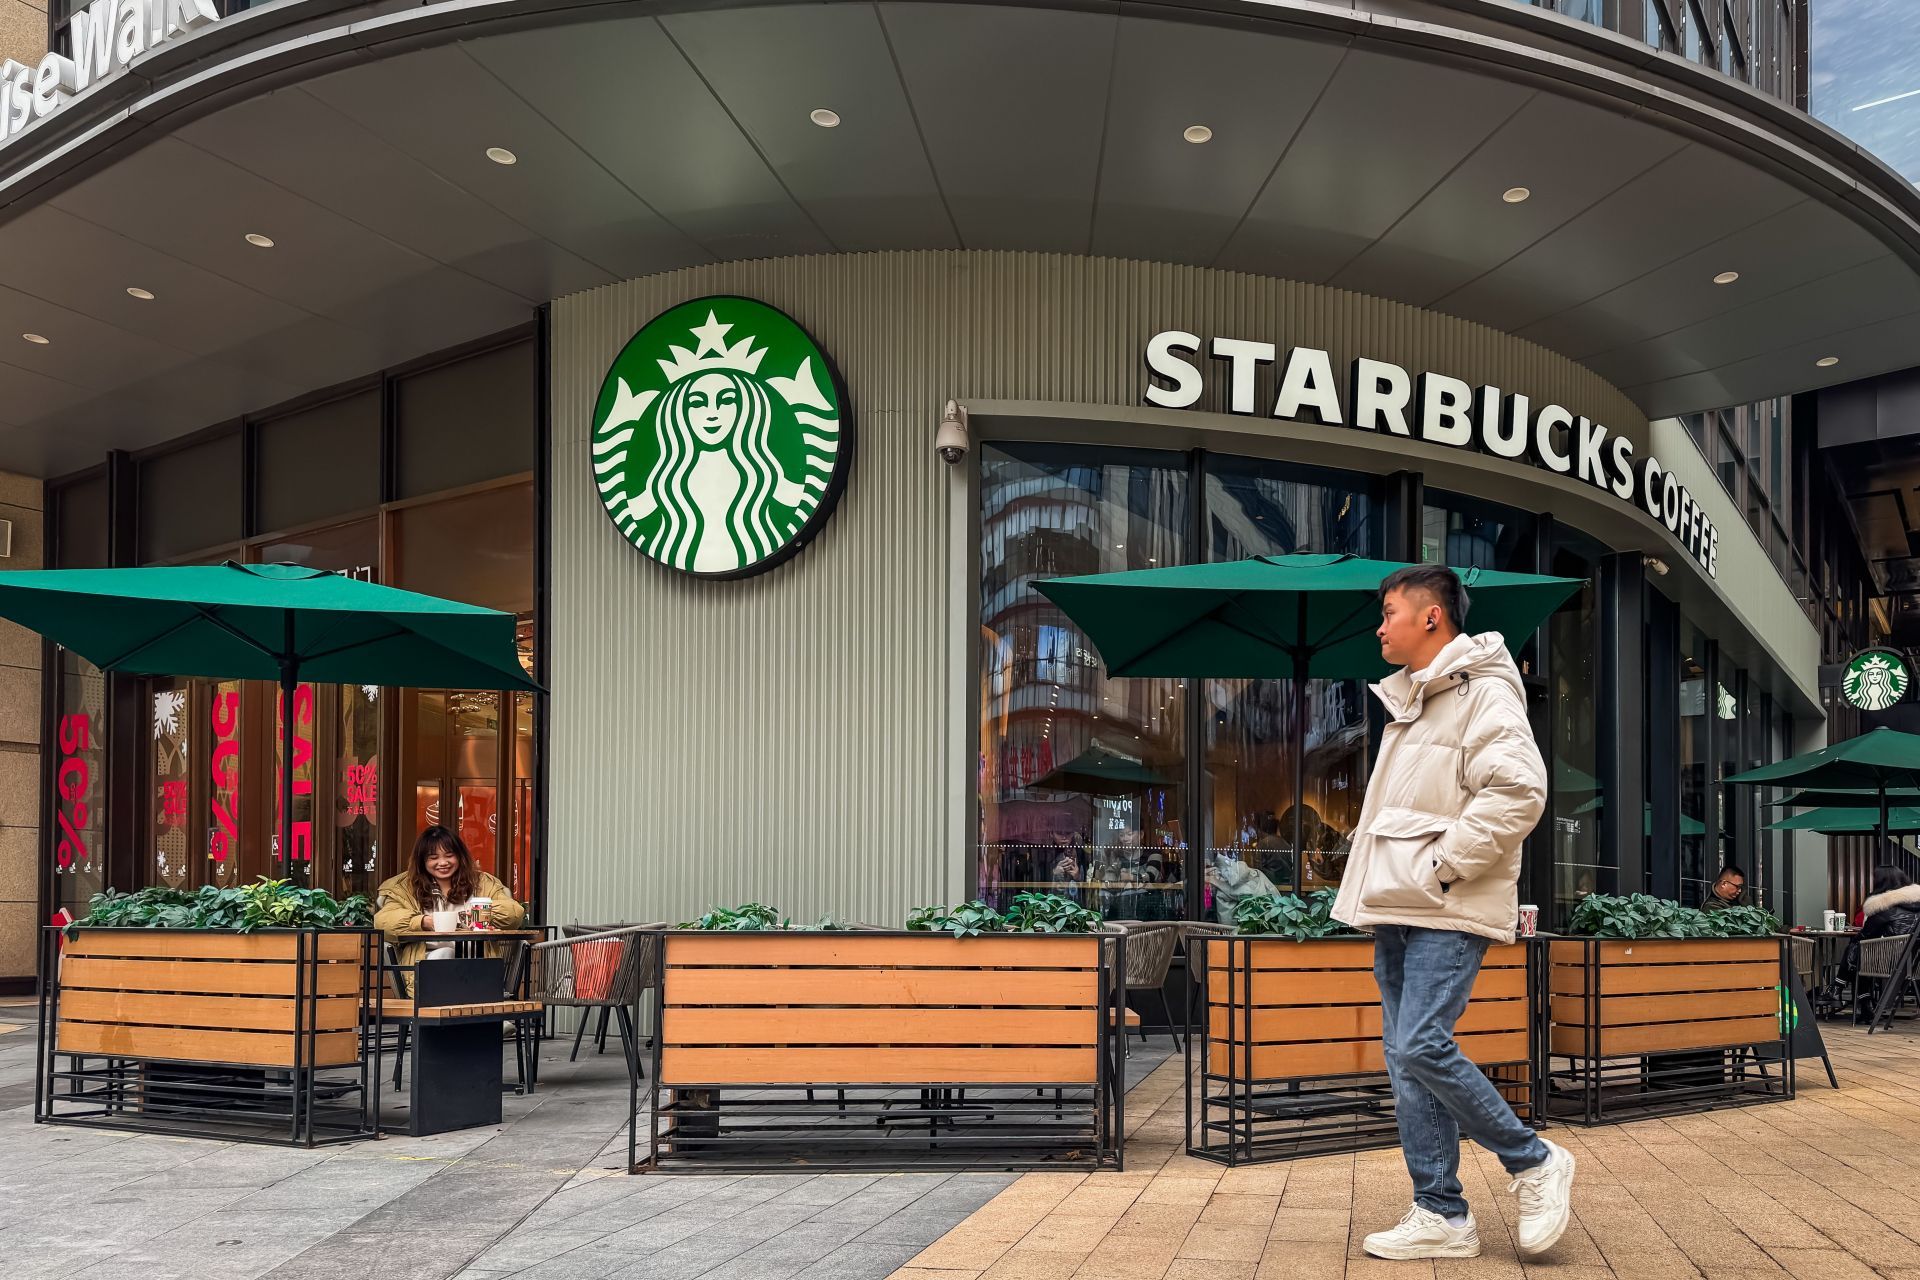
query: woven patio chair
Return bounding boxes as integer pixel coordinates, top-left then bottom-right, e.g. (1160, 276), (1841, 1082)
(530, 925), (661, 1082)
(560, 923), (663, 1060)
(1112, 921), (1183, 1050)
(1862, 933), (1920, 1031)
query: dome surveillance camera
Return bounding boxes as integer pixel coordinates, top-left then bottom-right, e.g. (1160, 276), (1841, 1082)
(935, 400), (969, 464)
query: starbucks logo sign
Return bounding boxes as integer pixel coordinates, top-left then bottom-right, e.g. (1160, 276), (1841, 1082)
(591, 297), (850, 577)
(1843, 649), (1911, 712)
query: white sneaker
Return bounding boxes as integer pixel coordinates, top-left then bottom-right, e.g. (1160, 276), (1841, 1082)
(1509, 1139), (1576, 1257)
(1362, 1204), (1482, 1259)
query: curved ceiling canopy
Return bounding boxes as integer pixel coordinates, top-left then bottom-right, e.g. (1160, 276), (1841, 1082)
(0, 0), (1913, 475)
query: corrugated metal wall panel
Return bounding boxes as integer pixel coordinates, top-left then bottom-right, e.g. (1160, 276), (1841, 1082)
(547, 250), (1650, 928)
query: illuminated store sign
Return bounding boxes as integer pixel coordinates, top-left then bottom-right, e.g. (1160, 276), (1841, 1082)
(0, 0), (219, 147)
(1143, 331), (1719, 577)
(591, 296), (852, 579)
(1842, 648), (1911, 711)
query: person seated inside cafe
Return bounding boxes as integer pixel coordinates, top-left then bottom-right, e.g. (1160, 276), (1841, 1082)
(375, 825), (526, 987)
(1700, 862), (1746, 910)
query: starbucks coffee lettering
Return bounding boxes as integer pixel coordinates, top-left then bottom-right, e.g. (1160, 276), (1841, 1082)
(0, 0), (219, 147)
(1142, 330), (1718, 578)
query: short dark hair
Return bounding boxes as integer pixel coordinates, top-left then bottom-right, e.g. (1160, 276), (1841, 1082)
(1718, 863), (1746, 881)
(1379, 565), (1470, 631)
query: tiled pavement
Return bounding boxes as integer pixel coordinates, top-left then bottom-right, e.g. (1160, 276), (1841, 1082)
(0, 999), (1159, 1280)
(893, 1023), (1920, 1280)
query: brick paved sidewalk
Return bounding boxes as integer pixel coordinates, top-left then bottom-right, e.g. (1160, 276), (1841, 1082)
(894, 1023), (1920, 1280)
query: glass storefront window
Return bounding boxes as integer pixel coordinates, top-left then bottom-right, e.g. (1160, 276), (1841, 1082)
(53, 652), (106, 917)
(977, 445), (1190, 921)
(151, 679), (191, 889)
(336, 684), (381, 902)
(207, 680), (243, 887)
(1205, 459), (1379, 910)
(1680, 635), (1709, 905)
(1549, 534), (1608, 926)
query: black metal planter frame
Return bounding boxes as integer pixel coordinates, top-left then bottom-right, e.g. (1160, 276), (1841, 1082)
(637, 928), (1128, 1174)
(1542, 934), (1794, 1125)
(35, 925), (381, 1148)
(1185, 934), (1543, 1167)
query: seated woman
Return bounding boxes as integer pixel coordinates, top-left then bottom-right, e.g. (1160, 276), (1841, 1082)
(374, 825), (526, 987)
(1835, 864), (1920, 1007)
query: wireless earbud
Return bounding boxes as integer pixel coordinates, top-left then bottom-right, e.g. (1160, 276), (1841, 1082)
(1425, 619), (1436, 632)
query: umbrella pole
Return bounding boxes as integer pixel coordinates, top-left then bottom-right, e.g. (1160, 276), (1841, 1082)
(1292, 660), (1307, 896)
(1882, 781), (1891, 869)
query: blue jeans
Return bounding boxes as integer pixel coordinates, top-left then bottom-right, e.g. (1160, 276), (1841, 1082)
(1374, 925), (1549, 1218)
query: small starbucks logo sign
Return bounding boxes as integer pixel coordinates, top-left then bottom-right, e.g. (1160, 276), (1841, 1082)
(1843, 649), (1911, 711)
(591, 297), (850, 577)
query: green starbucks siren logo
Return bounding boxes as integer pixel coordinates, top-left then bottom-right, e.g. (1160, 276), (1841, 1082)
(1843, 648), (1911, 712)
(591, 297), (850, 577)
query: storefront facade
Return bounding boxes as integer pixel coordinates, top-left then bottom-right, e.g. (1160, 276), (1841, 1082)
(5, 0), (1911, 956)
(546, 252), (1823, 933)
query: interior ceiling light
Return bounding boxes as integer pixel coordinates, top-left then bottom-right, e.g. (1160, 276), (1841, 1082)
(126, 286), (155, 300)
(1183, 125), (1213, 144)
(809, 108), (841, 128)
(1501, 187), (1531, 204)
(21, 333), (47, 344)
(1712, 270), (1740, 285)
(244, 233), (275, 248)
(1816, 355), (1841, 367)
(485, 146), (517, 166)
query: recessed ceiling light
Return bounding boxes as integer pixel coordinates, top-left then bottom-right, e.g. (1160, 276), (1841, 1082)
(485, 146), (517, 166)
(21, 333), (47, 345)
(1501, 187), (1531, 204)
(1816, 355), (1840, 368)
(1713, 270), (1740, 285)
(244, 233), (274, 248)
(1183, 125), (1213, 144)
(809, 108), (840, 128)
(126, 286), (155, 300)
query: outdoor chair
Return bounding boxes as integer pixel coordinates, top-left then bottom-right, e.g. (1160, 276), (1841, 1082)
(382, 936), (539, 1094)
(1862, 932), (1920, 1031)
(529, 926), (658, 1088)
(560, 923), (662, 1061)
(1112, 921), (1183, 1050)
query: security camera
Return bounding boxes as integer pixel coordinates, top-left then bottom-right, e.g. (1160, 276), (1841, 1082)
(935, 400), (969, 464)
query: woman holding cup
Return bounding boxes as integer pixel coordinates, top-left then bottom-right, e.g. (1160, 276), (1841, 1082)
(374, 825), (526, 987)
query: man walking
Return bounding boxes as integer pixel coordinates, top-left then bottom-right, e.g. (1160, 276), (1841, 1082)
(1332, 565), (1575, 1260)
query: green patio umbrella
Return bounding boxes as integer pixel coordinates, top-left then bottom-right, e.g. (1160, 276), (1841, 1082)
(1033, 744), (1178, 797)
(1766, 806), (1920, 835)
(1035, 552), (1584, 856)
(0, 561), (540, 870)
(1767, 787), (1920, 808)
(1727, 727), (1920, 855)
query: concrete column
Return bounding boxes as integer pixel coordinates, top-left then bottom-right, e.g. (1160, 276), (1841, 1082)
(0, 0), (43, 70)
(0, 473), (41, 988)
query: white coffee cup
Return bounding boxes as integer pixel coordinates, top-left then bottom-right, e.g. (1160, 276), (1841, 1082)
(430, 908), (460, 932)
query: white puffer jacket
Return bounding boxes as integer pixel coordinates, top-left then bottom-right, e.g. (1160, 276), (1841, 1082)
(1331, 631), (1548, 945)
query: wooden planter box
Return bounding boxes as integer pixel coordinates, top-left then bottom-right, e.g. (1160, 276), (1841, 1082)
(1545, 935), (1792, 1123)
(644, 930), (1126, 1172)
(37, 926), (379, 1147)
(1189, 935), (1536, 1165)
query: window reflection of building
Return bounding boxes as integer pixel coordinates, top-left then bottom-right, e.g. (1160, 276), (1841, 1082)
(1680, 634), (1710, 905)
(1203, 460), (1379, 913)
(977, 445), (1189, 921)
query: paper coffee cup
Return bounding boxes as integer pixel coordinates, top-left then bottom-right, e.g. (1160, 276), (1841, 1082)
(1517, 904), (1539, 937)
(430, 908), (460, 931)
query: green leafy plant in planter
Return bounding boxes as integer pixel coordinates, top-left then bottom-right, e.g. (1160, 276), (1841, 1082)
(1568, 892), (1780, 939)
(1231, 888), (1357, 940)
(679, 903), (789, 931)
(905, 900), (1008, 938)
(906, 892), (1105, 938)
(1001, 892), (1104, 935)
(73, 879), (371, 935)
